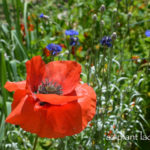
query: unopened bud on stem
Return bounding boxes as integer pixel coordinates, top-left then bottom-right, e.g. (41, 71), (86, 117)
(128, 12), (132, 18)
(111, 32), (117, 40)
(92, 14), (97, 21)
(100, 20), (105, 25)
(117, 22), (120, 27)
(113, 8), (117, 13)
(100, 4), (105, 12)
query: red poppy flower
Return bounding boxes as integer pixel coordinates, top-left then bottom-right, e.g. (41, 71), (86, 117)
(78, 46), (83, 52)
(20, 23), (25, 32)
(4, 56), (96, 138)
(43, 48), (50, 57)
(28, 24), (34, 31)
(11, 27), (15, 30)
(59, 44), (66, 49)
(132, 55), (139, 64)
(28, 16), (31, 21)
(20, 24), (26, 37)
(84, 32), (89, 38)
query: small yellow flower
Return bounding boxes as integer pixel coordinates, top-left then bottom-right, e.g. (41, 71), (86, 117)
(147, 92), (150, 97)
(105, 64), (108, 70)
(132, 56), (139, 60)
(92, 140), (95, 145)
(95, 44), (100, 50)
(131, 102), (135, 108)
(122, 114), (125, 119)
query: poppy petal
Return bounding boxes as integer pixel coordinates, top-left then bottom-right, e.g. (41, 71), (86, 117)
(45, 61), (81, 95)
(40, 102), (82, 138)
(36, 94), (80, 105)
(6, 95), (47, 134)
(5, 96), (27, 124)
(75, 84), (96, 128)
(26, 56), (45, 92)
(25, 83), (96, 138)
(10, 96), (82, 138)
(12, 89), (27, 110)
(19, 96), (48, 134)
(4, 81), (26, 92)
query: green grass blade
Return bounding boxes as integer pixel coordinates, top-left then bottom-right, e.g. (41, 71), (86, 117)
(2, 0), (11, 27)
(12, 31), (28, 59)
(0, 49), (8, 117)
(24, 2), (30, 50)
(10, 60), (19, 81)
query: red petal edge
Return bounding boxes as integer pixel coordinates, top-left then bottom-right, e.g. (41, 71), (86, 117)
(4, 81), (26, 92)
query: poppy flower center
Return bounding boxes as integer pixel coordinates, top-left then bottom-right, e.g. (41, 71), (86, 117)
(38, 79), (63, 95)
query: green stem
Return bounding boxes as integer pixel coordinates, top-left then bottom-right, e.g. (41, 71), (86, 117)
(33, 135), (39, 150)
(67, 46), (71, 60)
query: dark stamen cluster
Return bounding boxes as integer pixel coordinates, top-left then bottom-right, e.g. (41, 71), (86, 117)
(39, 101), (49, 106)
(38, 79), (63, 95)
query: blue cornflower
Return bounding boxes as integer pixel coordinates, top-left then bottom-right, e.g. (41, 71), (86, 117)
(39, 13), (49, 19)
(100, 36), (112, 47)
(46, 44), (62, 55)
(145, 30), (150, 37)
(39, 13), (44, 18)
(65, 29), (79, 36)
(70, 37), (79, 46)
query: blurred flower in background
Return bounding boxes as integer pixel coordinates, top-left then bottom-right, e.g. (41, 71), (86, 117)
(28, 24), (34, 31)
(132, 55), (140, 64)
(39, 13), (44, 18)
(43, 48), (50, 57)
(65, 29), (79, 36)
(65, 29), (79, 47)
(46, 43), (62, 55)
(100, 36), (112, 47)
(70, 37), (79, 46)
(145, 30), (150, 37)
(39, 13), (49, 19)
(59, 43), (67, 49)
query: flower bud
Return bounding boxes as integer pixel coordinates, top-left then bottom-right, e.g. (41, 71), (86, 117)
(100, 4), (105, 12)
(137, 58), (141, 63)
(39, 13), (49, 19)
(140, 74), (144, 78)
(111, 32), (117, 40)
(113, 8), (117, 13)
(128, 12), (132, 18)
(100, 20), (105, 25)
(117, 22), (121, 27)
(133, 74), (137, 79)
(92, 14), (97, 21)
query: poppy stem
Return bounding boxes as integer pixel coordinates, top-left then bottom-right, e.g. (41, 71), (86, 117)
(33, 135), (39, 150)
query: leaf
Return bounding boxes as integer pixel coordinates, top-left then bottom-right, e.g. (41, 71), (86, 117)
(10, 60), (19, 81)
(0, 49), (8, 117)
(139, 114), (150, 127)
(117, 77), (128, 83)
(0, 115), (5, 142)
